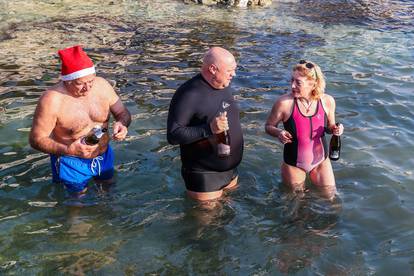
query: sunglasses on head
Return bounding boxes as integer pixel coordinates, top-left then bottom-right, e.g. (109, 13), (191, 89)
(299, 60), (314, 69)
(299, 59), (318, 79)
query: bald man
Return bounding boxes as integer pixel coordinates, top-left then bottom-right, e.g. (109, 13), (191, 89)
(167, 47), (244, 201)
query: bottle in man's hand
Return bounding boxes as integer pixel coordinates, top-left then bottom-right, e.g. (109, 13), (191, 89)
(82, 126), (107, 145)
(217, 112), (231, 158)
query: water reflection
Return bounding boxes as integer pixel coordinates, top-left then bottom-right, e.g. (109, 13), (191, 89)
(1, 0), (414, 274)
(246, 184), (342, 273)
(294, 0), (414, 31)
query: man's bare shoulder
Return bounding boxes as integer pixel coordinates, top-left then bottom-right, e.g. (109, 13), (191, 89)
(39, 84), (65, 106)
(94, 77), (115, 90)
(94, 76), (119, 105)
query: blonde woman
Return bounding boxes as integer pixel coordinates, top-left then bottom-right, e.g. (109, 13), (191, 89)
(265, 60), (344, 200)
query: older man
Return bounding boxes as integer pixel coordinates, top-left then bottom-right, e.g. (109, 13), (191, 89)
(29, 45), (131, 194)
(167, 47), (244, 201)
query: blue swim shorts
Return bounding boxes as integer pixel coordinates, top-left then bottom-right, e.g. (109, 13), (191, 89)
(50, 145), (114, 193)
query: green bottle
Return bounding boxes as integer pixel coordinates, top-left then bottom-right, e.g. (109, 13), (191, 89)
(329, 123), (341, 161)
(82, 126), (107, 145)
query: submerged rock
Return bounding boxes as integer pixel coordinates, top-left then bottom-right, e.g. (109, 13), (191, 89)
(183, 0), (272, 7)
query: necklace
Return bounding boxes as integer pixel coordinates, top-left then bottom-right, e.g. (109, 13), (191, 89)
(298, 98), (314, 113)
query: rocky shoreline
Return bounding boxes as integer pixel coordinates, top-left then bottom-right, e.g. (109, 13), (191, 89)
(182, 0), (272, 7)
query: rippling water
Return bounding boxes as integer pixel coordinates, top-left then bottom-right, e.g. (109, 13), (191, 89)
(1, 0), (414, 274)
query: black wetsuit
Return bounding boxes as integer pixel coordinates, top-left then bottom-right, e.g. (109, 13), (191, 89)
(167, 74), (244, 192)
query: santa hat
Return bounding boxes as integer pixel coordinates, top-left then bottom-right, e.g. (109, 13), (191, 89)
(58, 45), (95, 81)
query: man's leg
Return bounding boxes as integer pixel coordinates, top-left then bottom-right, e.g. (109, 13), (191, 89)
(52, 155), (92, 196)
(93, 145), (115, 192)
(224, 175), (238, 191)
(186, 189), (224, 201)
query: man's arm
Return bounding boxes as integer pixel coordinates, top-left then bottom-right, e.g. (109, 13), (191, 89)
(110, 99), (131, 127)
(29, 91), (68, 155)
(110, 99), (131, 141)
(104, 78), (131, 140)
(167, 90), (212, 145)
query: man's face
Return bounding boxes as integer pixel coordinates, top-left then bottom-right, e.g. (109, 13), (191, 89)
(66, 74), (96, 97)
(212, 58), (237, 89)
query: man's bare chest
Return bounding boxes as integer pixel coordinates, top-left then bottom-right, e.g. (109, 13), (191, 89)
(57, 96), (110, 135)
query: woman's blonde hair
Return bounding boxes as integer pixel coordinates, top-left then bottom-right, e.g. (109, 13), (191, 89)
(293, 61), (326, 100)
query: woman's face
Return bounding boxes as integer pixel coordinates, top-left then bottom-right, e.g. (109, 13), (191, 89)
(290, 70), (315, 98)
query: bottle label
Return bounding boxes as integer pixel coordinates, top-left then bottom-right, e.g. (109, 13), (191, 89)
(217, 143), (230, 157)
(95, 129), (104, 139)
(82, 126), (106, 145)
(330, 151), (339, 159)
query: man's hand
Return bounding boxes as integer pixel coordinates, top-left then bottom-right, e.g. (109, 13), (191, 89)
(66, 137), (99, 158)
(112, 121), (128, 141)
(210, 112), (228, 134)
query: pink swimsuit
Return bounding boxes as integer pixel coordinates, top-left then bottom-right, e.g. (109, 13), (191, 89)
(283, 98), (328, 172)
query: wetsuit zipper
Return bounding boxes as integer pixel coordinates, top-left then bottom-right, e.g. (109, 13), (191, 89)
(309, 117), (313, 140)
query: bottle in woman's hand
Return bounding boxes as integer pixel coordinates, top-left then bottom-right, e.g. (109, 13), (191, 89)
(329, 123), (341, 161)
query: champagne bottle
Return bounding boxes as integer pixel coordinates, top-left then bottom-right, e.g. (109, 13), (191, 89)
(217, 112), (231, 158)
(82, 126), (107, 145)
(329, 123), (341, 161)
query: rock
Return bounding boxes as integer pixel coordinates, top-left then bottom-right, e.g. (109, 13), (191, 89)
(237, 0), (249, 7)
(200, 0), (217, 5)
(258, 0), (272, 6)
(182, 0), (272, 7)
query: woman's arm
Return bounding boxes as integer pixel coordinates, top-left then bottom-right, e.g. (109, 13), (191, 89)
(265, 96), (293, 144)
(324, 94), (343, 136)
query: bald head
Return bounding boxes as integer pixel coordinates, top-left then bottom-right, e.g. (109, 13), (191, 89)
(203, 47), (235, 68)
(201, 47), (237, 89)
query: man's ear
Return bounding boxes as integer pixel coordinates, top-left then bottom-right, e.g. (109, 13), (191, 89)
(208, 64), (217, 75)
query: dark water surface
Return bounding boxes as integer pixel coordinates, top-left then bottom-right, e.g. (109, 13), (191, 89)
(1, 0), (414, 274)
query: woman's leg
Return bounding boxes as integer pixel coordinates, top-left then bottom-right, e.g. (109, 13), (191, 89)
(281, 162), (306, 193)
(309, 158), (337, 200)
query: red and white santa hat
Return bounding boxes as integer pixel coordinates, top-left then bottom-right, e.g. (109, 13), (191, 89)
(58, 45), (95, 81)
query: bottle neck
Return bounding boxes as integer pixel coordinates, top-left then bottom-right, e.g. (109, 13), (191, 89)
(94, 127), (107, 139)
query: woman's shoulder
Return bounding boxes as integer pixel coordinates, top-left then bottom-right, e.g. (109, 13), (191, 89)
(276, 93), (294, 105)
(272, 93), (294, 114)
(321, 93), (335, 105)
(320, 93), (335, 113)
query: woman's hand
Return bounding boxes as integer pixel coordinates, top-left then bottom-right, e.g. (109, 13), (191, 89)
(278, 129), (293, 144)
(331, 123), (344, 136)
